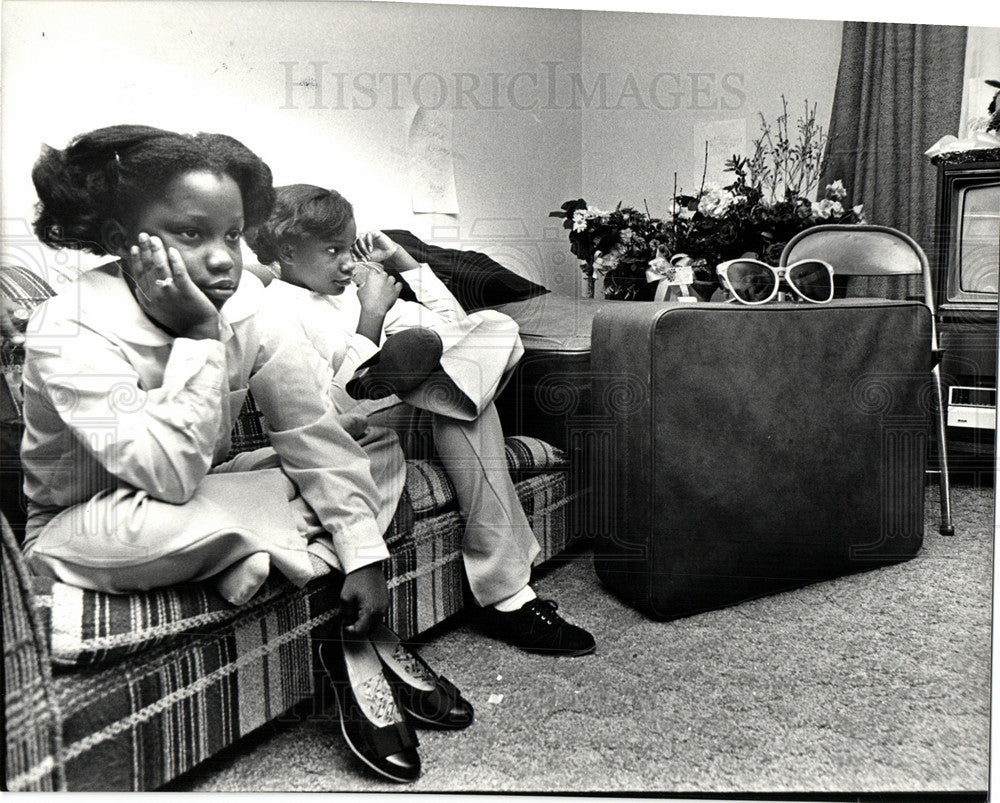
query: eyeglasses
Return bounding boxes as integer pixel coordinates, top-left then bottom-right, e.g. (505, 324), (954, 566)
(716, 258), (835, 306)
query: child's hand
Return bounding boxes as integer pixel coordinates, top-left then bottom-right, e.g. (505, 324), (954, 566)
(351, 230), (399, 264)
(128, 233), (220, 340)
(339, 563), (389, 635)
(355, 267), (401, 317)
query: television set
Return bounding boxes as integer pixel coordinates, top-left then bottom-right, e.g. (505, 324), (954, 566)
(932, 155), (1000, 476)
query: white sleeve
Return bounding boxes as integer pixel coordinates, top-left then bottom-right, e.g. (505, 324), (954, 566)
(23, 322), (228, 505)
(249, 307), (392, 574)
(384, 264), (466, 332)
(331, 332), (381, 395)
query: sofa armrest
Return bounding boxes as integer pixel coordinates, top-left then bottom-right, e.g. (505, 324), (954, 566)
(2, 511), (65, 791)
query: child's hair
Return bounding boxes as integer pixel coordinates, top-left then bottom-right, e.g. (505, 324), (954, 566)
(246, 184), (353, 265)
(32, 124), (275, 255)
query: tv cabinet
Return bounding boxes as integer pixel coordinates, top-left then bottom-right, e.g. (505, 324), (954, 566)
(932, 154), (1000, 480)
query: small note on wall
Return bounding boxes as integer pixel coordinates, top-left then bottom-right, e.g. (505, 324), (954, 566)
(691, 118), (747, 189)
(408, 107), (460, 215)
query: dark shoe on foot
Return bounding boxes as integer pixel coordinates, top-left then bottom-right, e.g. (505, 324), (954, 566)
(318, 634), (421, 783)
(479, 598), (596, 656)
(347, 327), (443, 400)
(369, 622), (474, 730)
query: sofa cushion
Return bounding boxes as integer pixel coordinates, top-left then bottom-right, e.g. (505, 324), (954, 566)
(46, 456), (575, 792)
(382, 229), (550, 312)
(49, 575), (342, 792)
(38, 436), (566, 666)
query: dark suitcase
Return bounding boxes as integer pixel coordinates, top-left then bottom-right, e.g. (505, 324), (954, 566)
(590, 299), (932, 619)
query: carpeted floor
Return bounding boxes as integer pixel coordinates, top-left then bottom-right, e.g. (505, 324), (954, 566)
(168, 484), (993, 795)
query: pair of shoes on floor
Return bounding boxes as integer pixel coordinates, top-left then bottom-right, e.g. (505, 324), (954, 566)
(478, 597), (596, 657)
(318, 622), (474, 783)
(368, 622), (474, 730)
(346, 327), (443, 400)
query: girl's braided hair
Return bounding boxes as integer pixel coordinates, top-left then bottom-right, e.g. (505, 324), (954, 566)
(245, 184), (354, 265)
(32, 124), (275, 255)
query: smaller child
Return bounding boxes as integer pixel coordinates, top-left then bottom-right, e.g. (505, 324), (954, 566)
(248, 185), (595, 657)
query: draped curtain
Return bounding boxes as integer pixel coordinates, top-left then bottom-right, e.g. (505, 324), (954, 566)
(820, 23), (968, 262)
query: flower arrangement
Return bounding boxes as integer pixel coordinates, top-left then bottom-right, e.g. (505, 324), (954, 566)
(550, 200), (676, 299)
(551, 98), (866, 300)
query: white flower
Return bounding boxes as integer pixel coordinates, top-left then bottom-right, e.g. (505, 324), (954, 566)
(811, 198), (839, 219)
(826, 180), (847, 200)
(592, 246), (623, 275)
(697, 184), (736, 218)
(572, 210), (589, 232)
(853, 204), (865, 219)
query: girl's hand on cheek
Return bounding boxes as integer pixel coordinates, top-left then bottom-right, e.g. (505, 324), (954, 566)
(129, 233), (220, 340)
(351, 230), (399, 264)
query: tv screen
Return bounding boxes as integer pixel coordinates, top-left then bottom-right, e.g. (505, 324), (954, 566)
(948, 180), (1000, 301)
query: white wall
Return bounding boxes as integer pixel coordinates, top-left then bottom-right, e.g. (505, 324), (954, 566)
(580, 11), (843, 218)
(1, 1), (584, 291)
(1, 1), (842, 297)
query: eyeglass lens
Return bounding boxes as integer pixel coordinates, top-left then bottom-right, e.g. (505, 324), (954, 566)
(726, 261), (776, 303)
(787, 261), (833, 302)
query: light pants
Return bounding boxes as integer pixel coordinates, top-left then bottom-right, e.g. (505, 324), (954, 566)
(24, 426), (406, 605)
(377, 364), (542, 608)
(432, 401), (541, 607)
(348, 305), (538, 607)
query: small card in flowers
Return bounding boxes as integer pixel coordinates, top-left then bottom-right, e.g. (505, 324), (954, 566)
(661, 264), (693, 286)
(646, 250), (694, 287)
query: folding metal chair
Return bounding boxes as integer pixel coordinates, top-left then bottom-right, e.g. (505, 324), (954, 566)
(780, 224), (955, 536)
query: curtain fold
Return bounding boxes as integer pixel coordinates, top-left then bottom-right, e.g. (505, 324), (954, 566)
(821, 23), (967, 259)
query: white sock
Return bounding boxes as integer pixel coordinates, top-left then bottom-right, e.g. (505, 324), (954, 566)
(492, 585), (537, 613)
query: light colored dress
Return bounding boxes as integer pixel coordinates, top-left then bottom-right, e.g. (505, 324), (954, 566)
(20, 264), (405, 604)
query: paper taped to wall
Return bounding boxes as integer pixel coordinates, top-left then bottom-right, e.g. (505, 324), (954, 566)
(691, 118), (747, 189)
(408, 107), (460, 215)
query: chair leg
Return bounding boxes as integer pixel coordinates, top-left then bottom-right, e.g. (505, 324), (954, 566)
(931, 365), (956, 536)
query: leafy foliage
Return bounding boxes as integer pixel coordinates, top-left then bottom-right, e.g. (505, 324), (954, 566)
(551, 100), (865, 299)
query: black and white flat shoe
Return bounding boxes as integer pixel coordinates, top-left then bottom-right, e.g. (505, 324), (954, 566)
(318, 631), (421, 783)
(368, 622), (474, 730)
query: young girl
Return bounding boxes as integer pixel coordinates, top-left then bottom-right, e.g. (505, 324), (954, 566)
(22, 125), (471, 783)
(247, 185), (595, 657)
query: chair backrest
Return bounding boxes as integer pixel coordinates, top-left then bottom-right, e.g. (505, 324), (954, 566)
(780, 224), (936, 316)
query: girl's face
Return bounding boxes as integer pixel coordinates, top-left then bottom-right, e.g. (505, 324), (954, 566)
(283, 218), (358, 296)
(125, 170), (245, 310)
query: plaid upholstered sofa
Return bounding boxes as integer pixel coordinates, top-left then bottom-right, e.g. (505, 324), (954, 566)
(1, 260), (583, 792)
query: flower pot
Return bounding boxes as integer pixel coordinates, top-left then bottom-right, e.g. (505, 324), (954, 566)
(603, 275), (655, 301)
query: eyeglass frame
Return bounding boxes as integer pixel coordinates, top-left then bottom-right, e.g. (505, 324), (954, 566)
(715, 258), (836, 306)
